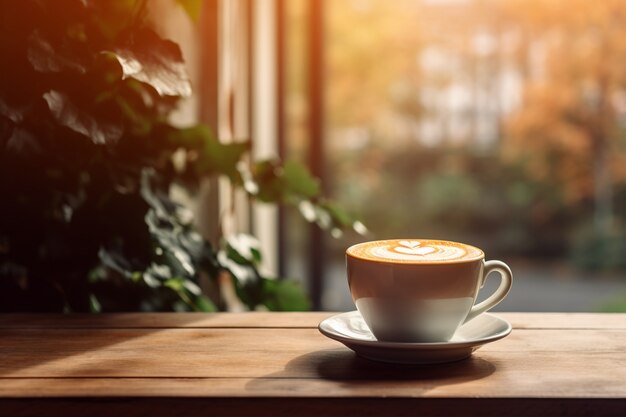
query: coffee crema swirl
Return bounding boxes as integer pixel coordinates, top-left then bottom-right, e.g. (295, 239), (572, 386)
(347, 239), (483, 263)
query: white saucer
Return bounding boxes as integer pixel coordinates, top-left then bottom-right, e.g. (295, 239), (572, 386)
(318, 311), (512, 365)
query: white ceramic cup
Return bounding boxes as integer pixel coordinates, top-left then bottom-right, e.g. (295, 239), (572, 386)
(346, 239), (513, 342)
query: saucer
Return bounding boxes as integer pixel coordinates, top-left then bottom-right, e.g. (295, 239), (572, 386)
(318, 311), (512, 365)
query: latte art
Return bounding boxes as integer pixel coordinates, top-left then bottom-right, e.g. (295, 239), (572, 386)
(371, 242), (465, 261)
(392, 240), (436, 256)
(347, 239), (483, 263)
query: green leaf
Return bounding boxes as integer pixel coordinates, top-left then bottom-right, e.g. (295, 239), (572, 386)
(43, 90), (124, 145)
(145, 210), (196, 277)
(223, 234), (262, 265)
(0, 98), (25, 124)
(98, 247), (134, 279)
(202, 139), (249, 181)
(111, 29), (192, 97)
(251, 160), (321, 203)
(167, 125), (249, 181)
(319, 201), (366, 235)
(89, 294), (102, 313)
(164, 277), (184, 292)
(262, 279), (310, 311)
(143, 263), (170, 287)
(176, 0), (202, 21)
(253, 160), (284, 202)
(4, 127), (41, 156)
(27, 31), (86, 74)
(195, 295), (217, 312)
(182, 279), (201, 296)
(282, 160), (320, 199)
(168, 124), (212, 149)
(320, 201), (353, 227)
(164, 277), (195, 306)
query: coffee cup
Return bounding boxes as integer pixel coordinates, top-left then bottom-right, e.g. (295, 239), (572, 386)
(346, 239), (512, 342)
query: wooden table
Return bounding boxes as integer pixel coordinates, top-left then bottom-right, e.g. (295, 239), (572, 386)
(0, 313), (625, 416)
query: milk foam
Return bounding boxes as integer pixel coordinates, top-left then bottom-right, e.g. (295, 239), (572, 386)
(348, 239), (483, 263)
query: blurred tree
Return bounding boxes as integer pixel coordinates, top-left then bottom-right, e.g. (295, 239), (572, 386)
(503, 0), (626, 237)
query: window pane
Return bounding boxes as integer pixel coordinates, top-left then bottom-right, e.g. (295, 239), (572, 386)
(300, 0), (626, 312)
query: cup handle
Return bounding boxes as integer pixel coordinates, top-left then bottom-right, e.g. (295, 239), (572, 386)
(464, 260), (512, 323)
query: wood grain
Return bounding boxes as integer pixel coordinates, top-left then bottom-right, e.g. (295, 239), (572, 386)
(0, 313), (625, 417)
(0, 312), (323, 329)
(2, 398), (625, 417)
(0, 328), (625, 379)
(1, 312), (625, 329)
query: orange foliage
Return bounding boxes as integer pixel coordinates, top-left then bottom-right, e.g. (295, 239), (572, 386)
(503, 0), (626, 204)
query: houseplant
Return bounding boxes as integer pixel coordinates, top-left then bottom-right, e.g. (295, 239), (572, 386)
(0, 0), (363, 312)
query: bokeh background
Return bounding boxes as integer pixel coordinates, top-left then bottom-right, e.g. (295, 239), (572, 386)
(282, 0), (626, 311)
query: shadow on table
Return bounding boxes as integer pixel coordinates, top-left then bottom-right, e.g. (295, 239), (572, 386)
(246, 348), (495, 394)
(314, 349), (495, 381)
